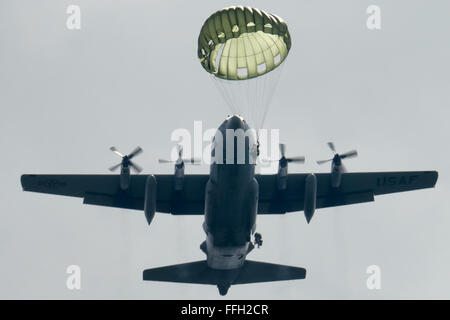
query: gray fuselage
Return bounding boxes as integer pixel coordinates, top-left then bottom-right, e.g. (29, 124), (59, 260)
(203, 115), (258, 270)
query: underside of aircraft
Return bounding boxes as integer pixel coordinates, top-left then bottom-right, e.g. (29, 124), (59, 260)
(21, 115), (438, 295)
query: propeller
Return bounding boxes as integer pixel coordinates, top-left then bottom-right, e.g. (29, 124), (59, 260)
(158, 145), (201, 165)
(109, 146), (143, 173)
(316, 142), (358, 165)
(261, 143), (305, 166)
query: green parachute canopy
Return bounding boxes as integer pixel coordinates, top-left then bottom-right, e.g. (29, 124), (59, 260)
(198, 6), (291, 80)
(198, 6), (291, 131)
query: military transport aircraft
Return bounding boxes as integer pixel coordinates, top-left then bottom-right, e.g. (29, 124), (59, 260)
(21, 115), (438, 295)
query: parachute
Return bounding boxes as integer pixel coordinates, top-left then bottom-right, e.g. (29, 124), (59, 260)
(198, 6), (291, 130)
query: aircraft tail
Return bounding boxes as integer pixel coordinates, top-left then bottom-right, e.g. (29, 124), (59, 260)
(143, 260), (306, 295)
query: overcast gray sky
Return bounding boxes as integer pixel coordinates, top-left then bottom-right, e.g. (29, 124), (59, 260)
(1, 0), (449, 299)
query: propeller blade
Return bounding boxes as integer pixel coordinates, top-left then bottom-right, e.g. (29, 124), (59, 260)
(128, 146), (143, 159)
(340, 150), (358, 159)
(287, 156), (305, 163)
(259, 158), (279, 164)
(129, 161), (143, 173)
(279, 144), (286, 158)
(317, 159), (333, 165)
(109, 163), (122, 172)
(158, 159), (175, 164)
(327, 142), (336, 153)
(184, 158), (202, 165)
(110, 146), (124, 158)
(177, 144), (183, 159)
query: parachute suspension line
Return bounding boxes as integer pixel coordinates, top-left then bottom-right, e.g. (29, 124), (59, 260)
(212, 42), (238, 117)
(255, 77), (260, 130)
(211, 61), (286, 133)
(224, 81), (237, 115)
(249, 76), (255, 130)
(254, 76), (260, 141)
(259, 76), (270, 128)
(260, 72), (268, 128)
(247, 75), (252, 129)
(212, 76), (232, 114)
(259, 61), (286, 130)
(213, 76), (238, 116)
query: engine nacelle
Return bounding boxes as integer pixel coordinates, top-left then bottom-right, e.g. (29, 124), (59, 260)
(144, 175), (157, 225)
(174, 163), (185, 191)
(303, 173), (317, 223)
(120, 167), (131, 190)
(277, 164), (288, 190)
(331, 162), (343, 188)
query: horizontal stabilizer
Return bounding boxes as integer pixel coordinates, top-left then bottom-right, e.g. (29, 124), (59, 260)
(143, 260), (306, 295)
(233, 260), (306, 284)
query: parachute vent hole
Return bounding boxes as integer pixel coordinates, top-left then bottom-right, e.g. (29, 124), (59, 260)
(274, 53), (281, 64)
(257, 62), (267, 73)
(237, 68), (248, 77)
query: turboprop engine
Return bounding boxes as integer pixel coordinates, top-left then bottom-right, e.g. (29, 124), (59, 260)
(159, 145), (200, 191)
(109, 146), (143, 190)
(317, 142), (358, 188)
(262, 144), (305, 190)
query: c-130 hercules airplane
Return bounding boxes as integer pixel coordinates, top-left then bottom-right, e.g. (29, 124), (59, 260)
(21, 115), (438, 295)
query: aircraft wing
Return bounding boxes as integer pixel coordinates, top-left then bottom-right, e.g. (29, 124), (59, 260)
(21, 171), (437, 215)
(256, 171), (438, 214)
(20, 174), (208, 214)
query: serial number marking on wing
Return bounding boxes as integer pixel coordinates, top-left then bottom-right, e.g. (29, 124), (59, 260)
(376, 175), (419, 186)
(37, 179), (68, 189)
